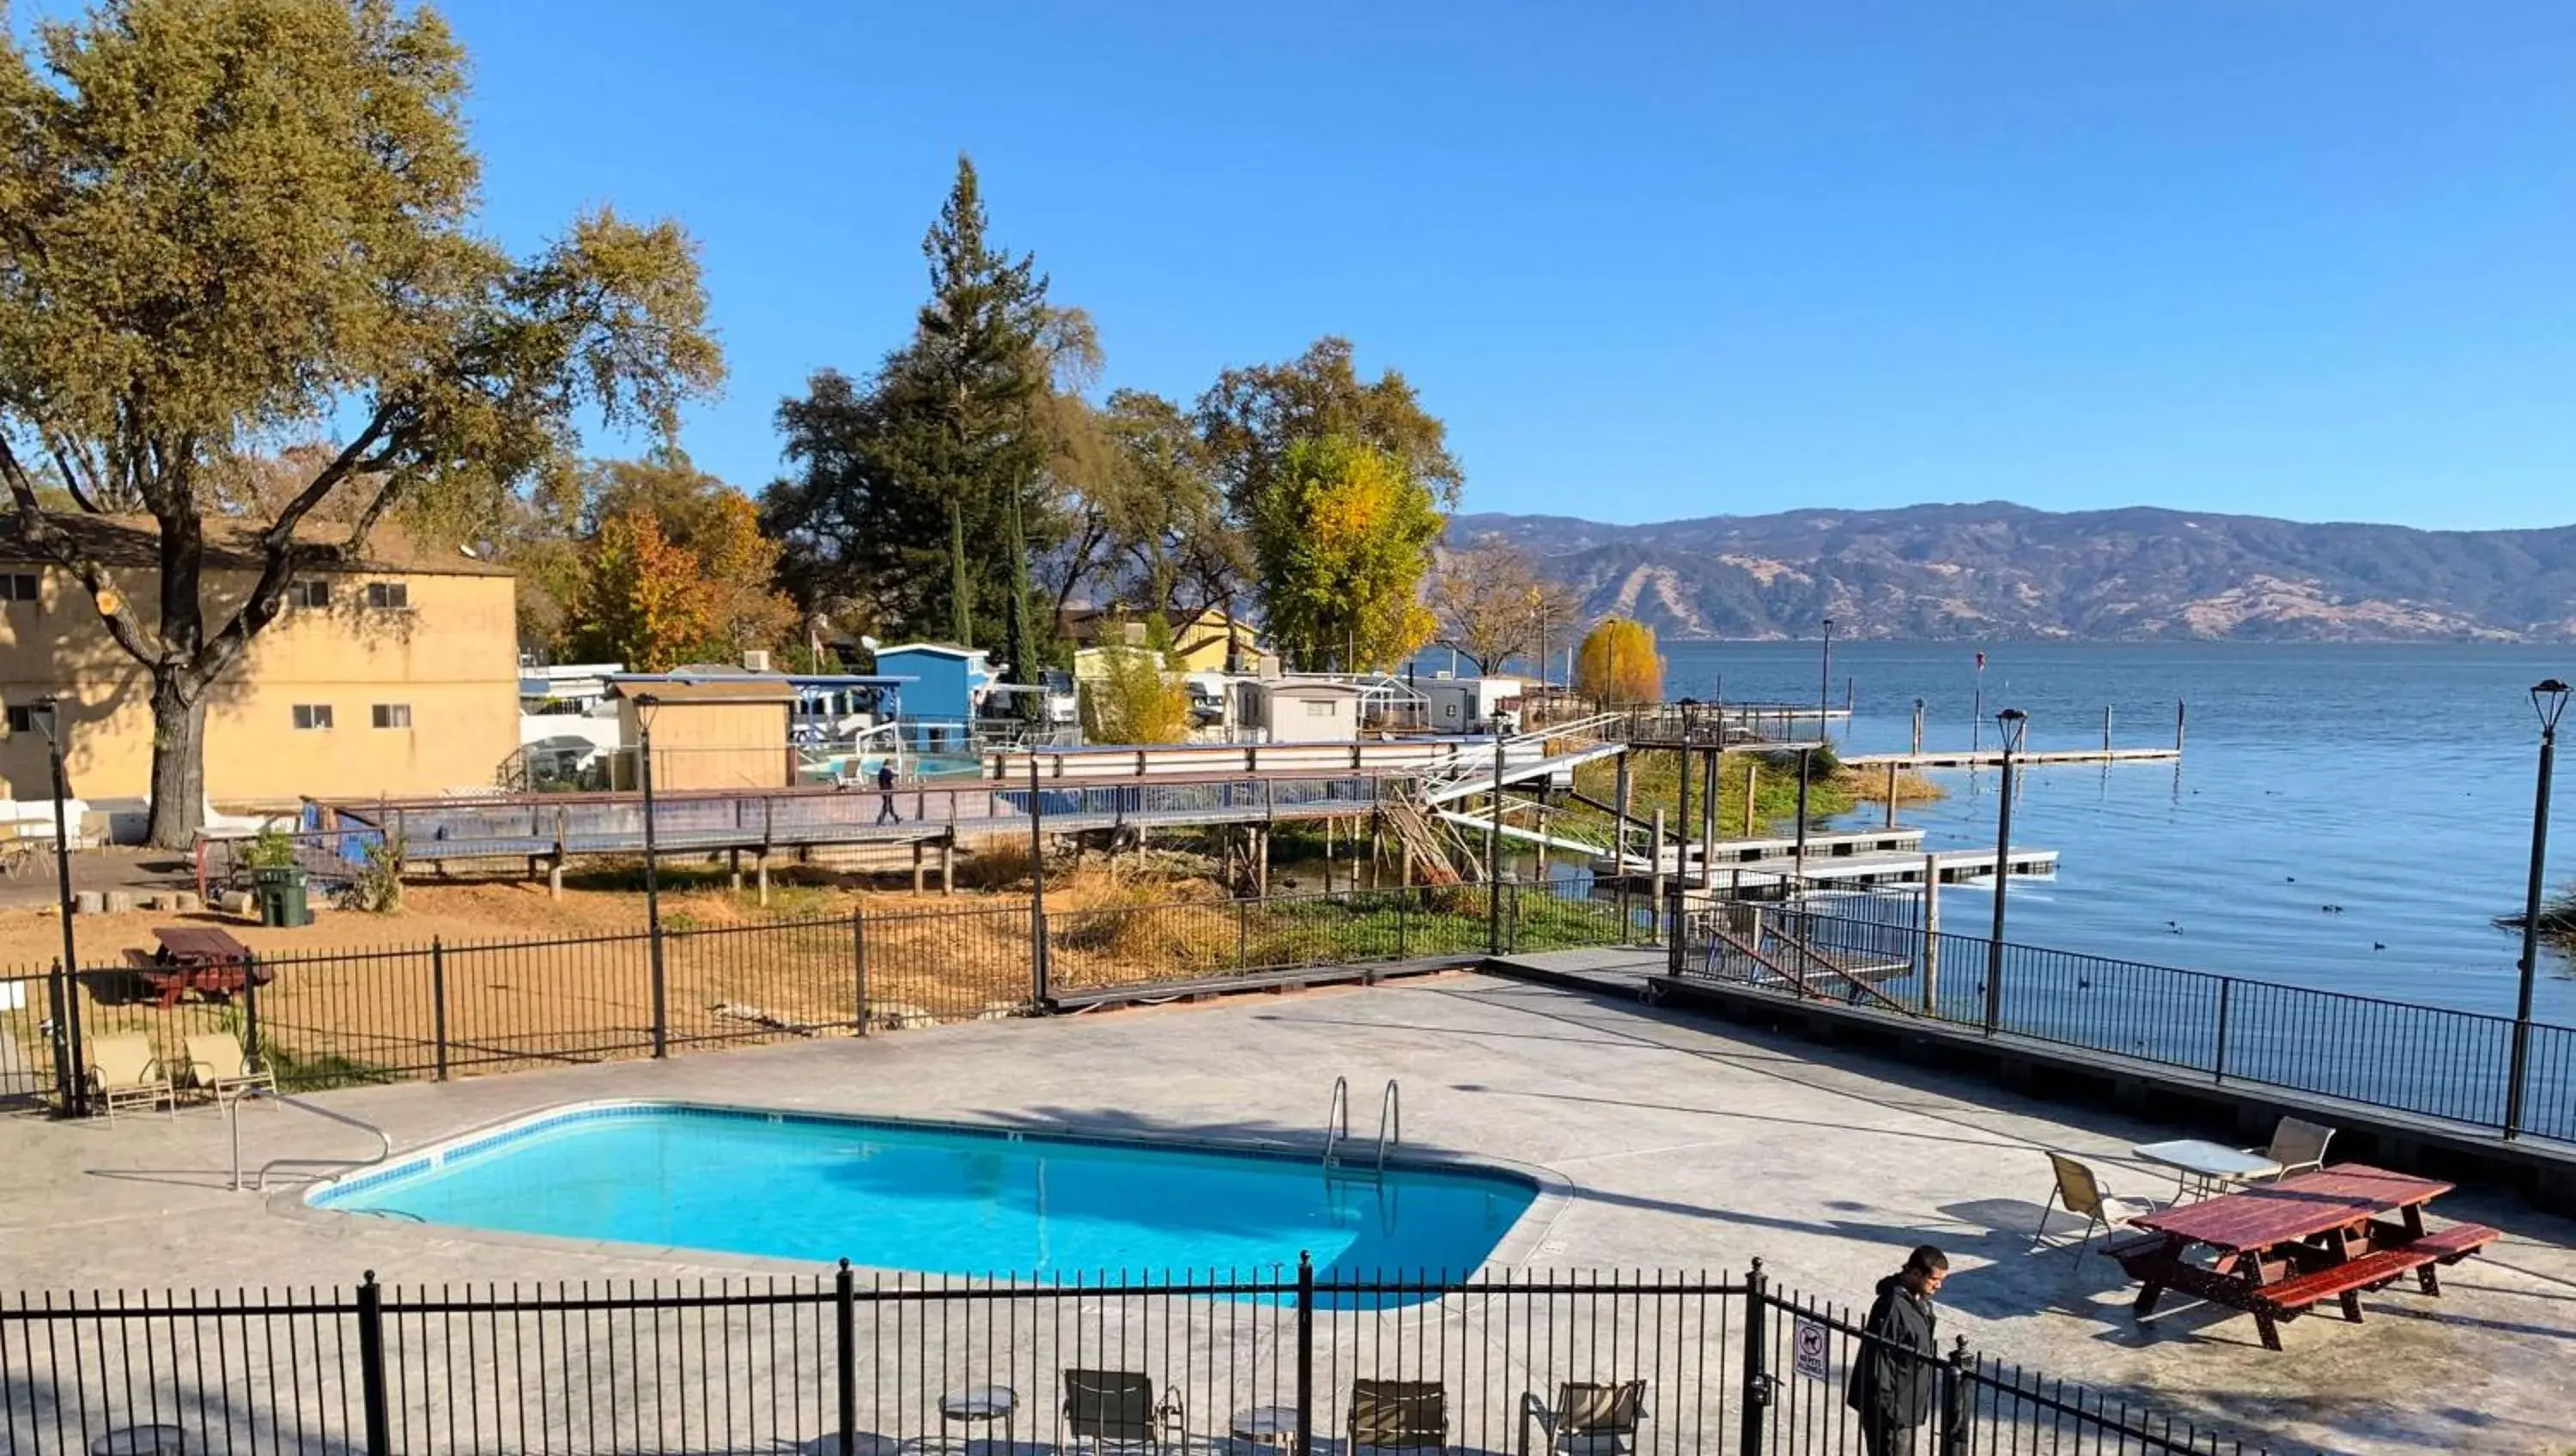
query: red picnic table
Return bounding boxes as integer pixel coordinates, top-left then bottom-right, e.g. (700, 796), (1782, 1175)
(2114, 1162), (2499, 1350)
(118, 927), (273, 1009)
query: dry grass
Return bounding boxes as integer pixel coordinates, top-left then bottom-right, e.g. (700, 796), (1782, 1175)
(1833, 767), (1944, 806)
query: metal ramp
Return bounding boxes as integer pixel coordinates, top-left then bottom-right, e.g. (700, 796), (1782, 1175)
(1419, 715), (1630, 807)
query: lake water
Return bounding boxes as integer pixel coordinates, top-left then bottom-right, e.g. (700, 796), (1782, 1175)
(1637, 640), (2576, 1024)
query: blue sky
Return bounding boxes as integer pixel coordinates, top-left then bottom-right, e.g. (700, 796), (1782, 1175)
(40, 2), (2576, 529)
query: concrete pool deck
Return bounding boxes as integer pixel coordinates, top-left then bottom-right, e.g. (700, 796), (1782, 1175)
(5, 972), (2573, 1453)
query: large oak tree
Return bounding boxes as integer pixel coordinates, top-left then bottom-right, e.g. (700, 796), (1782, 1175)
(0, 0), (720, 845)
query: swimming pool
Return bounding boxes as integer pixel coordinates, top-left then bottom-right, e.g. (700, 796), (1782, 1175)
(314, 1104), (1539, 1280)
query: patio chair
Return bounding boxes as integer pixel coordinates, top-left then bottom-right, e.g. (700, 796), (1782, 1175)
(2245, 1116), (2333, 1180)
(181, 1031), (276, 1103)
(1350, 1378), (1447, 1455)
(1061, 1368), (1182, 1453)
(86, 1033), (175, 1120)
(1519, 1379), (1648, 1456)
(2032, 1152), (2156, 1257)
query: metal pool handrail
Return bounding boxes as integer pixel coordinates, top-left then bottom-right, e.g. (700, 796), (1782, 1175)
(227, 1088), (393, 1192)
(1376, 1079), (1401, 1171)
(1323, 1076), (1350, 1165)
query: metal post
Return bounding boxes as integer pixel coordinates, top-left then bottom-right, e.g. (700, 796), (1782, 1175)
(1985, 710), (2025, 1036)
(1911, 697), (1924, 755)
(1742, 758), (1757, 838)
(1294, 1251), (1315, 1456)
(835, 1259), (858, 1455)
(430, 937), (449, 1082)
(1740, 1258), (1771, 1454)
(1677, 745), (1694, 898)
(1487, 736), (1506, 955)
(2175, 699), (2187, 753)
(45, 958), (71, 1115)
(1649, 808), (1668, 946)
(242, 952), (261, 1069)
(2102, 705), (2113, 754)
(38, 701), (83, 1115)
(1700, 749), (1718, 891)
(1921, 852), (1941, 1016)
(2212, 976), (2233, 1083)
(1793, 747), (1811, 885)
(1939, 1336), (1971, 1456)
(356, 1271), (392, 1456)
(1667, 872), (1686, 976)
(2506, 681), (2567, 1138)
(1885, 760), (1899, 829)
(1819, 617), (1834, 740)
(636, 697), (668, 1059)
(1030, 756), (1050, 1005)
(853, 909), (870, 1036)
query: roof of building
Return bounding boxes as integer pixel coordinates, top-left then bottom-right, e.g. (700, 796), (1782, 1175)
(607, 678), (799, 705)
(872, 641), (990, 661)
(1266, 679), (1365, 696)
(0, 512), (515, 578)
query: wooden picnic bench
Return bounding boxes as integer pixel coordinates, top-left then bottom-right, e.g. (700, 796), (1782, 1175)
(2113, 1162), (2500, 1350)
(118, 927), (272, 1009)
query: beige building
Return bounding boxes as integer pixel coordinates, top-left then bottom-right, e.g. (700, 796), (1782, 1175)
(0, 515), (518, 808)
(610, 678), (796, 791)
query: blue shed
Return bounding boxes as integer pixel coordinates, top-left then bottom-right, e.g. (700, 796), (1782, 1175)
(874, 642), (996, 748)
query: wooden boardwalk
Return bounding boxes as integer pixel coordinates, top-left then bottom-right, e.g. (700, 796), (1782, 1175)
(1844, 747), (2179, 769)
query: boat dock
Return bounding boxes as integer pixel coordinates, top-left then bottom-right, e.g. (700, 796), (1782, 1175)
(1844, 747), (2180, 769)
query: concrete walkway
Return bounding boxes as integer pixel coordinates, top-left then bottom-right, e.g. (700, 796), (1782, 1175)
(3, 973), (2571, 1453)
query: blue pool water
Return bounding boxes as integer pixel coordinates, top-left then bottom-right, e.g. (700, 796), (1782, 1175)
(316, 1105), (1537, 1280)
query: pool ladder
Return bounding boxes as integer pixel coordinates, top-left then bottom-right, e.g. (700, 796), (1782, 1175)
(1321, 1077), (1401, 1174)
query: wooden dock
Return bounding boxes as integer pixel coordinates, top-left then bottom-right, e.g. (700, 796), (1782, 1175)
(1844, 747), (2179, 770)
(1685, 846), (2059, 891)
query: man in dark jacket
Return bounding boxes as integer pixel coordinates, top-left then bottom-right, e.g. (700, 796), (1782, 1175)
(1847, 1245), (1947, 1455)
(875, 760), (902, 824)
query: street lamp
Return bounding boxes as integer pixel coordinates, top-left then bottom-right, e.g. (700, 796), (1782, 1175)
(1819, 617), (1835, 740)
(2506, 678), (2569, 1138)
(27, 697), (84, 1115)
(1984, 707), (2027, 1034)
(634, 694), (668, 1059)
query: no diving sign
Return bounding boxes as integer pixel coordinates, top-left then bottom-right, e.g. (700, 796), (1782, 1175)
(1792, 1318), (1830, 1381)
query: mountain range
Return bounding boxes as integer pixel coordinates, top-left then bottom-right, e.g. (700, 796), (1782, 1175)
(1449, 502), (2576, 643)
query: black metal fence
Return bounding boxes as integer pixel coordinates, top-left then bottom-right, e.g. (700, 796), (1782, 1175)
(0, 877), (1654, 1109)
(0, 1259), (2274, 1455)
(1683, 904), (2576, 1144)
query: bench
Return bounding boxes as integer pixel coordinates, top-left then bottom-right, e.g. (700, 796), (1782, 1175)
(2247, 1247), (2436, 1345)
(2403, 1222), (2500, 1295)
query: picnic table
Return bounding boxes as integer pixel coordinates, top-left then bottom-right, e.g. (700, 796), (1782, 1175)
(2115, 1162), (2499, 1350)
(118, 927), (273, 1009)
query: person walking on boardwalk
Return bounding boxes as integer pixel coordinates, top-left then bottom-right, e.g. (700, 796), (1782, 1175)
(875, 759), (902, 824)
(1848, 1245), (1946, 1455)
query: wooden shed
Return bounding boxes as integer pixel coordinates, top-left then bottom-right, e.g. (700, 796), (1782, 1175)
(611, 678), (797, 790)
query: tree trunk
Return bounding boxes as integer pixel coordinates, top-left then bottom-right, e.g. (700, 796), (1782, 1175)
(948, 498), (972, 647)
(143, 673), (210, 850)
(1004, 488), (1040, 725)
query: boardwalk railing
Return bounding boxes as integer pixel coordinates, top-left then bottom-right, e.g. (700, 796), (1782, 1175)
(0, 1258), (2275, 1455)
(1680, 904), (2576, 1144)
(0, 877), (1654, 1107)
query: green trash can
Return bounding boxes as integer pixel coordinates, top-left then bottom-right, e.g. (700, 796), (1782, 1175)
(252, 864), (312, 928)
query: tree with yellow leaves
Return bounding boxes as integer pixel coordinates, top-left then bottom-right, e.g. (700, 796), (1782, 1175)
(1249, 436), (1443, 670)
(1576, 617), (1665, 704)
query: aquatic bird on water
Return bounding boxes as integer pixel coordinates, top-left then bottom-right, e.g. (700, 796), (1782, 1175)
(2372, 942), (2387, 951)
(2286, 876), (2296, 883)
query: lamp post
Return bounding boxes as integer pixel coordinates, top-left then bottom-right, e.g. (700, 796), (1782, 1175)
(634, 694), (668, 1059)
(2506, 678), (2569, 1138)
(1984, 707), (2027, 1034)
(31, 697), (83, 1115)
(1819, 617), (1835, 740)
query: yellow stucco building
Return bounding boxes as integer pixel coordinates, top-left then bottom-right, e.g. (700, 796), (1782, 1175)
(0, 516), (519, 808)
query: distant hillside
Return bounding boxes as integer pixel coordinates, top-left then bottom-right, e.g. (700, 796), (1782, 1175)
(1449, 502), (2576, 642)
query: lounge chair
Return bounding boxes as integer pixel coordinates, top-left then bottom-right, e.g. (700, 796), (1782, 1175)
(87, 1034), (174, 1119)
(1350, 1378), (1447, 1455)
(2032, 1151), (2156, 1257)
(181, 1032), (275, 1103)
(1520, 1379), (1647, 1456)
(2245, 1116), (2333, 1180)
(1061, 1368), (1182, 1453)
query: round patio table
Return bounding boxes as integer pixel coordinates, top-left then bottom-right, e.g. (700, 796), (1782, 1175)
(936, 1384), (1017, 1453)
(90, 1428), (186, 1456)
(1231, 1404), (1300, 1451)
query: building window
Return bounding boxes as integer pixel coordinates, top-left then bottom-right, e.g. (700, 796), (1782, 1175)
(288, 579), (331, 609)
(366, 581), (410, 610)
(292, 704), (335, 731)
(4, 707), (30, 734)
(0, 573), (38, 602)
(371, 703), (412, 729)
(1303, 700), (1336, 719)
